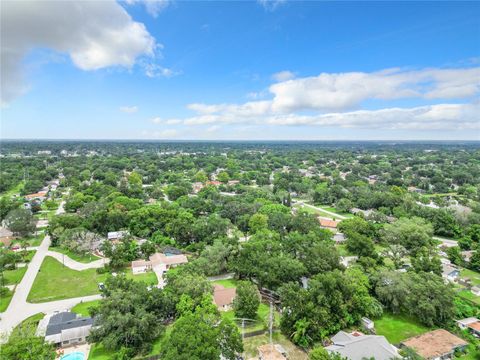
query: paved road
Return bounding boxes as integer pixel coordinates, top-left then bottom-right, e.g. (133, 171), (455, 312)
(434, 236), (458, 248)
(47, 251), (108, 271)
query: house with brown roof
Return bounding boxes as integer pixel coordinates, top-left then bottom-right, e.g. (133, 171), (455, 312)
(457, 317), (480, 337)
(131, 252), (188, 275)
(318, 217), (339, 230)
(213, 284), (236, 311)
(402, 329), (468, 360)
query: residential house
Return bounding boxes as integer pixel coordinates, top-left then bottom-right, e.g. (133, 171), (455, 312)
(457, 317), (480, 336)
(325, 331), (400, 360)
(227, 180), (240, 186)
(131, 252), (188, 275)
(442, 263), (460, 283)
(333, 232), (346, 244)
(43, 312), (94, 347)
(318, 218), (339, 231)
(24, 191), (48, 202)
(258, 344), (287, 360)
(107, 230), (129, 243)
(206, 180), (222, 187)
(462, 250), (474, 263)
(213, 284), (236, 311)
(192, 182), (204, 193)
(0, 227), (14, 247)
(402, 329), (468, 360)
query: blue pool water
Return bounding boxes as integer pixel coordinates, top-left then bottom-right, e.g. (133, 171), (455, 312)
(60, 352), (85, 360)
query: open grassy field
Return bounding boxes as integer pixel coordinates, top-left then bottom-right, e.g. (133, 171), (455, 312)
(0, 181), (25, 197)
(374, 313), (431, 344)
(12, 233), (45, 247)
(49, 247), (101, 263)
(71, 299), (102, 317)
(0, 288), (13, 312)
(11, 312), (45, 337)
(27, 256), (108, 303)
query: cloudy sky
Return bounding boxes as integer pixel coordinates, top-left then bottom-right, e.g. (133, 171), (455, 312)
(1, 0), (479, 140)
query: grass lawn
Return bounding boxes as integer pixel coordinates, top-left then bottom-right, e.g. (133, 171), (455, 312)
(295, 204), (337, 219)
(89, 326), (172, 360)
(0, 288), (13, 312)
(374, 313), (431, 344)
(11, 312), (45, 337)
(0, 181), (25, 197)
(27, 256), (107, 303)
(243, 332), (307, 360)
(49, 247), (100, 263)
(71, 299), (102, 317)
(213, 279), (238, 288)
(319, 206), (354, 218)
(2, 266), (27, 285)
(461, 269), (480, 286)
(456, 345), (480, 360)
(124, 270), (159, 285)
(13, 233), (45, 247)
(458, 290), (480, 305)
(222, 302), (280, 333)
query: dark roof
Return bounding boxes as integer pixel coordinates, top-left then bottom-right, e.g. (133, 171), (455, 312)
(45, 312), (94, 336)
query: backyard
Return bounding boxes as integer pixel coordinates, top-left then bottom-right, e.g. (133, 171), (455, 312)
(243, 332), (308, 360)
(374, 313), (431, 344)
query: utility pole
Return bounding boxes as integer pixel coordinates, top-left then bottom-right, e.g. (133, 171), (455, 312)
(269, 299), (273, 344)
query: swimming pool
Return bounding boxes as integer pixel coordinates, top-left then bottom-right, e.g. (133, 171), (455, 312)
(60, 352), (85, 360)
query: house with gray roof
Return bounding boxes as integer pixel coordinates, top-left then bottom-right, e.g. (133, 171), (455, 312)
(44, 311), (94, 347)
(326, 331), (401, 360)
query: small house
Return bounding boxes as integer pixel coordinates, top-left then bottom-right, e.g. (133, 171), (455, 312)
(213, 284), (236, 311)
(43, 312), (94, 348)
(402, 329), (468, 360)
(107, 230), (129, 243)
(318, 218), (339, 230)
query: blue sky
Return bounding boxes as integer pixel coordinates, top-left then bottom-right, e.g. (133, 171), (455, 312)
(1, 0), (479, 140)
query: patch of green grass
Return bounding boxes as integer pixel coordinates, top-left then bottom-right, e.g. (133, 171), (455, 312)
(2, 266), (27, 285)
(0, 288), (13, 312)
(222, 303), (280, 333)
(49, 247), (100, 263)
(461, 269), (480, 286)
(213, 279), (238, 288)
(13, 233), (45, 247)
(375, 313), (431, 344)
(1, 181), (25, 197)
(320, 206), (354, 218)
(71, 299), (102, 317)
(27, 256), (107, 303)
(11, 312), (45, 337)
(456, 346), (480, 360)
(88, 343), (113, 360)
(458, 290), (480, 305)
(124, 270), (158, 285)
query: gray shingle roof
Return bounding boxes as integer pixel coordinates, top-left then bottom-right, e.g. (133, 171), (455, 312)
(45, 312), (94, 336)
(326, 332), (400, 360)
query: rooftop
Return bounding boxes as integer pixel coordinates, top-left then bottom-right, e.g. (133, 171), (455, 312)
(402, 329), (468, 359)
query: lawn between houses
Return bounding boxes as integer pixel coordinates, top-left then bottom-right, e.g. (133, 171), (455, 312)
(27, 257), (159, 303)
(374, 313), (431, 344)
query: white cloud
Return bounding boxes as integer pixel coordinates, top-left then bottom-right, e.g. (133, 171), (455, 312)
(165, 102), (479, 131)
(206, 125), (221, 133)
(124, 0), (171, 17)
(120, 106), (138, 113)
(144, 63), (179, 78)
(272, 70), (295, 82)
(151, 117), (162, 123)
(257, 0), (286, 11)
(269, 67), (480, 112)
(1, 0), (156, 105)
